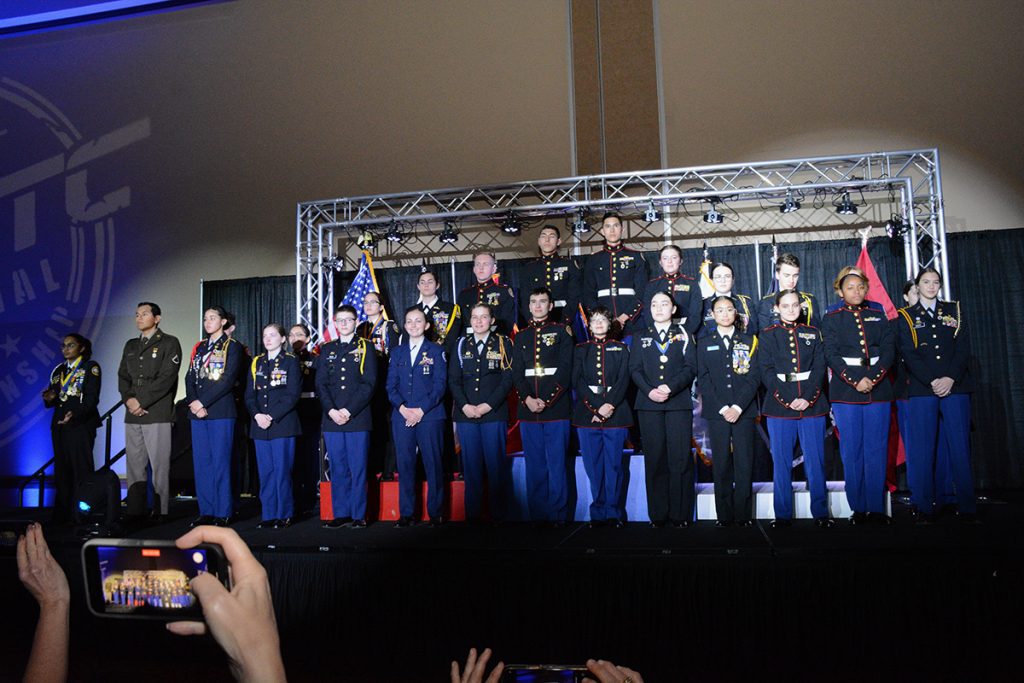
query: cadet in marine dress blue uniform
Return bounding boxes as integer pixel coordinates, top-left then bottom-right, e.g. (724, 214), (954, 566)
(697, 297), (760, 527)
(518, 224), (582, 325)
(642, 245), (702, 336)
(388, 306), (449, 526)
(582, 212), (650, 337)
(448, 303), (514, 523)
(896, 267), (976, 523)
(573, 307), (633, 527)
(245, 324), (303, 528)
(317, 306), (378, 528)
(42, 333), (101, 525)
(759, 290), (832, 527)
(757, 253), (820, 331)
(630, 291), (698, 527)
(822, 271), (896, 524)
(185, 306), (244, 526)
(457, 251), (517, 337)
(513, 287), (575, 524)
(701, 261), (756, 336)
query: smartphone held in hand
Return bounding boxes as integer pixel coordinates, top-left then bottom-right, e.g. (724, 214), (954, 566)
(81, 538), (230, 620)
(501, 665), (590, 682)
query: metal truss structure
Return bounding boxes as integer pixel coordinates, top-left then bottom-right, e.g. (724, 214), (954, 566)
(297, 149), (948, 342)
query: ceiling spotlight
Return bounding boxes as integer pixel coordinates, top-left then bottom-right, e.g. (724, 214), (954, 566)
(780, 191), (801, 214)
(356, 230), (376, 250)
(501, 212), (522, 235)
(384, 222), (403, 243)
(703, 199), (724, 224)
(885, 214), (909, 240)
(835, 191), (858, 215)
(644, 202), (662, 222)
(439, 221), (459, 245)
(572, 208), (591, 235)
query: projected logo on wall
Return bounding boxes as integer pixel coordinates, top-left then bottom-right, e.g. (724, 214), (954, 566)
(0, 77), (149, 458)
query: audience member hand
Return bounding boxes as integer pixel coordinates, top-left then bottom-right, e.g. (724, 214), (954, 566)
(18, 522), (70, 683)
(583, 659), (644, 683)
(451, 647), (503, 683)
(168, 526), (286, 683)
(17, 523), (70, 609)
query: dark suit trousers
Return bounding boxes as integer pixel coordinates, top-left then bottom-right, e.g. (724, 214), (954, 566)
(638, 409), (694, 523)
(706, 417), (755, 522)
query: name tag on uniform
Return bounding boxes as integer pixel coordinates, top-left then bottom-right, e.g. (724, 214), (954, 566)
(674, 283), (690, 292)
(798, 332), (816, 341)
(606, 346), (622, 352)
(864, 316), (882, 323)
(706, 345), (720, 351)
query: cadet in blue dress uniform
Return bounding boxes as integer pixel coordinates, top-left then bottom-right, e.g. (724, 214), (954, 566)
(759, 290), (832, 527)
(822, 271), (896, 524)
(896, 267), (976, 523)
(643, 245), (702, 335)
(387, 306), (449, 527)
(457, 251), (516, 337)
(42, 333), (101, 525)
(630, 291), (698, 527)
(185, 306), (244, 527)
(582, 212), (650, 336)
(701, 262), (756, 336)
(448, 303), (514, 523)
(573, 307), (633, 527)
(245, 324), (303, 529)
(697, 297), (760, 527)
(288, 323), (321, 514)
(513, 287), (575, 524)
(316, 306), (378, 528)
(757, 253), (820, 331)
(519, 225), (582, 325)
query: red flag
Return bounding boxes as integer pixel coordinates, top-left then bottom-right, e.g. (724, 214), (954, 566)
(855, 244), (898, 320)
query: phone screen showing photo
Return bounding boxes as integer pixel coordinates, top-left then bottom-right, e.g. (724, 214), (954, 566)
(94, 545), (208, 615)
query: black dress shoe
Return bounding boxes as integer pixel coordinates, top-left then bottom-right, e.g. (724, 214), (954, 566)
(274, 518), (292, 529)
(588, 519), (606, 528)
(212, 517), (231, 527)
(350, 519), (367, 528)
(394, 516), (413, 528)
(770, 519), (792, 528)
(849, 512), (868, 525)
(739, 520), (754, 528)
(649, 520), (666, 528)
(257, 519), (278, 529)
(672, 520), (691, 528)
(866, 512), (893, 526)
(608, 519), (624, 528)
(189, 515), (214, 528)
(715, 520), (733, 528)
(323, 518), (348, 528)
(815, 518), (835, 528)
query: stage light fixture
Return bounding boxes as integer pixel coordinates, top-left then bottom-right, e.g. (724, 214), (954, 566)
(384, 223), (403, 243)
(780, 191), (801, 214)
(703, 199), (724, 224)
(439, 221), (459, 245)
(644, 202), (662, 222)
(356, 230), (376, 250)
(501, 213), (522, 235)
(885, 214), (909, 240)
(835, 191), (858, 215)
(572, 208), (591, 235)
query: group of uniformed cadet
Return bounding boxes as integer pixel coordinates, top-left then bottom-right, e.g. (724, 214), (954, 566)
(43, 214), (975, 530)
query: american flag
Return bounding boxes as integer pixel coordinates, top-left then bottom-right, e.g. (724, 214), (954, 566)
(322, 250), (383, 342)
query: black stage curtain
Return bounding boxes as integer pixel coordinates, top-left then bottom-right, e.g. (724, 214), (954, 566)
(202, 275), (295, 353)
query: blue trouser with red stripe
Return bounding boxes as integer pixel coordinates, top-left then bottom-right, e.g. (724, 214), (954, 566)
(907, 393), (975, 514)
(578, 427), (628, 522)
(520, 421), (570, 522)
(191, 418), (235, 518)
(457, 420), (509, 521)
(767, 416), (828, 520)
(254, 437), (295, 520)
(832, 402), (890, 514)
(324, 431), (369, 520)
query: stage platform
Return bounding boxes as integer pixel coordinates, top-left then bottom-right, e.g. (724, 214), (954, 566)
(2, 494), (1023, 682)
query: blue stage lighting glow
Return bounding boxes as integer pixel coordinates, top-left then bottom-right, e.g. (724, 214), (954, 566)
(0, 1), (216, 37)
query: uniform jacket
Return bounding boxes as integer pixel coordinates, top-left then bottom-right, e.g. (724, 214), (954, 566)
(512, 319), (574, 422)
(519, 254), (581, 324)
(896, 300), (973, 396)
(418, 299), (461, 355)
(47, 358), (102, 429)
(758, 322), (829, 418)
(582, 243), (650, 332)
(357, 317), (394, 357)
(757, 291), (820, 331)
(184, 335), (243, 420)
(822, 304), (895, 404)
(643, 273), (703, 335)
(572, 338), (633, 429)
(697, 329), (760, 420)
(387, 338), (448, 421)
(457, 281), (516, 336)
(315, 337), (377, 432)
(117, 329), (181, 424)
(244, 351), (302, 439)
(701, 293), (756, 337)
(448, 333), (513, 423)
(629, 324), (697, 412)
(294, 347), (318, 395)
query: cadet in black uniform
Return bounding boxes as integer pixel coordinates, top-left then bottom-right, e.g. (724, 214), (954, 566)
(457, 251), (516, 337)
(822, 271), (896, 524)
(583, 212), (650, 337)
(573, 307), (633, 527)
(630, 291), (698, 527)
(245, 324), (303, 529)
(519, 224), (582, 325)
(897, 267), (976, 523)
(513, 287), (575, 524)
(43, 333), (100, 525)
(759, 289), (832, 527)
(643, 245), (702, 336)
(697, 296), (760, 527)
(413, 270), (461, 356)
(701, 261), (756, 336)
(448, 303), (514, 523)
(316, 306), (378, 528)
(288, 323), (321, 514)
(357, 291), (398, 481)
(757, 253), (820, 330)
(356, 291), (394, 356)
(185, 306), (244, 527)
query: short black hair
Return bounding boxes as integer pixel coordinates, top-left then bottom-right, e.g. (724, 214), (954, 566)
(709, 261), (733, 278)
(137, 301), (161, 317)
(774, 288), (801, 306)
(224, 310), (236, 329)
(418, 270), (439, 284)
(529, 286), (553, 302)
(601, 211), (621, 223)
(403, 305), (429, 324)
(902, 280), (916, 297)
(205, 305), (229, 321)
(708, 295), (745, 333)
(539, 224), (561, 239)
(290, 323), (311, 337)
(335, 305), (358, 318)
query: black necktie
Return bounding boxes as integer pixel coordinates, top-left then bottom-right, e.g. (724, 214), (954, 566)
(477, 341), (485, 356)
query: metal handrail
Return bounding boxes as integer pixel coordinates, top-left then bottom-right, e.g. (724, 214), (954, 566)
(18, 400), (125, 507)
